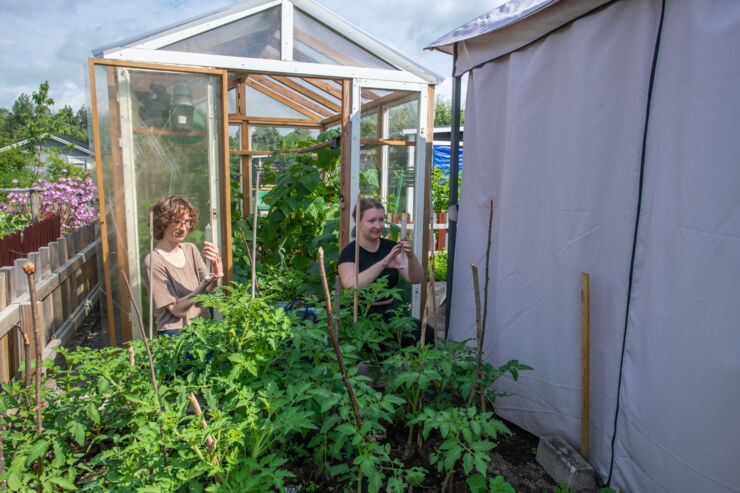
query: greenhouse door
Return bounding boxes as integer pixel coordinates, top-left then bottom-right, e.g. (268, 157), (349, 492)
(88, 59), (230, 343)
(349, 79), (433, 318)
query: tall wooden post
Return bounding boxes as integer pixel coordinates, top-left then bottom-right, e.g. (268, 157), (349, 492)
(581, 272), (591, 460)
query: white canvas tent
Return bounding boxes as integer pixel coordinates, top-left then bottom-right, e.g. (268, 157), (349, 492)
(428, 1), (740, 491)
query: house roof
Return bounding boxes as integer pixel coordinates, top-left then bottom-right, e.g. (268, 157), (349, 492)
(0, 134), (89, 154)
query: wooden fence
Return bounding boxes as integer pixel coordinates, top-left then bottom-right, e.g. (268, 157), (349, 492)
(0, 222), (100, 383)
(0, 214), (62, 267)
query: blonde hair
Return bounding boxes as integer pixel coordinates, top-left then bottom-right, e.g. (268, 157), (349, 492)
(352, 197), (385, 238)
(151, 195), (199, 240)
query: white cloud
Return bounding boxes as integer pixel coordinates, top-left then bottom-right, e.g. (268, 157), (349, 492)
(0, 0), (494, 109)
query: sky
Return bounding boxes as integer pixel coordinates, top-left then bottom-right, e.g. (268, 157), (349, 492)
(0, 0), (507, 112)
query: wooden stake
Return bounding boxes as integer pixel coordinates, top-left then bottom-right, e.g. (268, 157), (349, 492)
(187, 393), (218, 465)
(480, 200), (494, 412)
(120, 269), (168, 467)
(128, 345), (135, 367)
(581, 272), (590, 460)
(353, 190), (360, 323)
(22, 262), (43, 435)
(318, 247), (362, 430)
(251, 171), (260, 299)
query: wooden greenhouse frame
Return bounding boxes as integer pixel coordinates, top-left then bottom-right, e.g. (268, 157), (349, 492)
(89, 0), (440, 344)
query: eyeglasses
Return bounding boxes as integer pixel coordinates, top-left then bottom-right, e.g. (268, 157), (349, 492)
(174, 219), (193, 229)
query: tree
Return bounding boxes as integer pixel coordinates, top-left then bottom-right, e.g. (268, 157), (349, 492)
(0, 81), (90, 187)
(434, 96), (464, 127)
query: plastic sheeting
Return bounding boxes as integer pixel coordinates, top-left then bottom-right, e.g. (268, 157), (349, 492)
(448, 0), (740, 491)
(432, 144), (463, 173)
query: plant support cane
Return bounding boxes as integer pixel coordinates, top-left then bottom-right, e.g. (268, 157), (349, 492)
(187, 393), (218, 465)
(353, 190), (360, 323)
(479, 200), (494, 412)
(318, 247), (363, 430)
(22, 262), (43, 435)
(467, 264), (482, 409)
(16, 325), (32, 409)
(0, 423), (6, 492)
(149, 211), (154, 340)
(251, 171), (260, 300)
(120, 269), (168, 467)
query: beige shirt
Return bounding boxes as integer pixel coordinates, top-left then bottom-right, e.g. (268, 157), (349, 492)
(142, 242), (211, 332)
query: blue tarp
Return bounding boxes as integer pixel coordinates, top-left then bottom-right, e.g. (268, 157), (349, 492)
(433, 145), (463, 173)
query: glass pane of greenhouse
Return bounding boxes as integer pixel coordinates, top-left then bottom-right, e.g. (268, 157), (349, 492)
(293, 9), (395, 69)
(163, 7), (281, 59)
(94, 65), (224, 340)
(244, 85), (313, 119)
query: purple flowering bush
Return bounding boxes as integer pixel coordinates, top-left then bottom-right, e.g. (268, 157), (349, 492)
(1, 172), (98, 234)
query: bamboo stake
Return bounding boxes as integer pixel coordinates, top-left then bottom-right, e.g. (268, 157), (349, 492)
(353, 190), (360, 323)
(581, 273), (591, 460)
(120, 269), (168, 467)
(318, 247), (362, 430)
(466, 264), (482, 409)
(251, 171), (260, 299)
(16, 325), (31, 408)
(480, 200), (494, 412)
(149, 211), (154, 340)
(238, 228), (254, 265)
(187, 393), (218, 465)
(22, 262), (43, 435)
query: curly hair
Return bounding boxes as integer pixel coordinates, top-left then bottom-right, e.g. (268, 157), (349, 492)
(150, 195), (199, 241)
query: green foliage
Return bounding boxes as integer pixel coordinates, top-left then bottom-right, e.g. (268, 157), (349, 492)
(411, 406), (509, 490)
(429, 248), (448, 282)
(233, 129), (341, 298)
(432, 164), (461, 215)
(0, 277), (531, 491)
(434, 95), (465, 127)
(0, 210), (30, 238)
(0, 81), (89, 188)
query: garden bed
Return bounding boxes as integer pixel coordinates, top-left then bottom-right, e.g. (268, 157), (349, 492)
(2, 288), (593, 492)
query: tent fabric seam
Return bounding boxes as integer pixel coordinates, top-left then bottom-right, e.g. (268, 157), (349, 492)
(606, 0), (667, 485)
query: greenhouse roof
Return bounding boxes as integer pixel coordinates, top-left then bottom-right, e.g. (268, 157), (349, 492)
(93, 0), (441, 85)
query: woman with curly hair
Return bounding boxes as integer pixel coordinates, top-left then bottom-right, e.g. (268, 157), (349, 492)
(143, 195), (222, 336)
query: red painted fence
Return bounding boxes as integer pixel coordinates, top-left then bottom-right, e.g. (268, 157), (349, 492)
(0, 215), (61, 267)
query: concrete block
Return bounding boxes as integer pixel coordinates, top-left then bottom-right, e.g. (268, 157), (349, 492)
(536, 436), (596, 492)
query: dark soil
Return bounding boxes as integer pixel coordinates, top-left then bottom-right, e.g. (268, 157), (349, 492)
(67, 302), (566, 492)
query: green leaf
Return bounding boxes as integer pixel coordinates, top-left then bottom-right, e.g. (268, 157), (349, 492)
(49, 476), (77, 490)
(96, 375), (109, 394)
(25, 439), (50, 467)
(466, 473), (486, 493)
(68, 420), (86, 446)
(85, 401), (100, 425)
(444, 443), (462, 470)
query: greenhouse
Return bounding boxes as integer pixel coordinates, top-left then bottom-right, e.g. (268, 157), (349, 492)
(87, 0), (441, 342)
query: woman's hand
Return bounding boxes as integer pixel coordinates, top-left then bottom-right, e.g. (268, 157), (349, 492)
(202, 241), (223, 281)
(382, 243), (404, 269)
